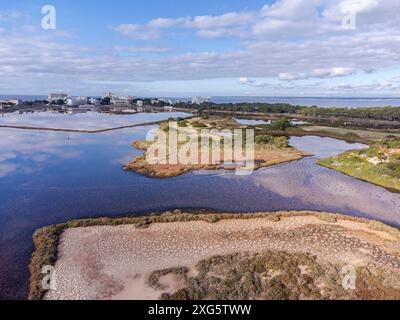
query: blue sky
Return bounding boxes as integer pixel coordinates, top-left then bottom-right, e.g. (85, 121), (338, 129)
(0, 0), (400, 97)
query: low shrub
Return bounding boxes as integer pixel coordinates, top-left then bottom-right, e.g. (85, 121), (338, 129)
(191, 121), (207, 128)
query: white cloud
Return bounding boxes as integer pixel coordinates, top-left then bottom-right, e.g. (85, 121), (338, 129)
(323, 0), (380, 21)
(238, 77), (276, 88)
(312, 67), (355, 77)
(111, 0), (400, 42)
(0, 10), (21, 21)
(148, 17), (187, 29)
(188, 12), (255, 29)
(279, 68), (356, 81)
(278, 73), (307, 81)
(110, 24), (162, 40)
(323, 80), (400, 92)
(1, 1), (400, 96)
(114, 46), (171, 53)
(261, 0), (321, 19)
(20, 25), (37, 33)
(112, 11), (255, 40)
(239, 77), (253, 85)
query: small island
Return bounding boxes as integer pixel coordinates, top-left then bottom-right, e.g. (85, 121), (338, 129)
(124, 116), (309, 177)
(318, 139), (400, 192)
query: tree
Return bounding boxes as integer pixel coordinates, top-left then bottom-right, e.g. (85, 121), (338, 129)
(271, 118), (291, 131)
(101, 97), (111, 105)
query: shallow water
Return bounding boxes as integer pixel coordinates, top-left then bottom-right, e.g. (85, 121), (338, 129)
(235, 118), (271, 125)
(289, 136), (367, 158)
(0, 111), (190, 131)
(0, 116), (399, 299)
(235, 118), (309, 126)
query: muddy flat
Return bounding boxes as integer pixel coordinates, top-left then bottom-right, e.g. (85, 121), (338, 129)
(44, 212), (400, 300)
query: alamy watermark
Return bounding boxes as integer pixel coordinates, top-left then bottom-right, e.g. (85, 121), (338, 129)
(341, 10), (357, 30)
(41, 5), (56, 30)
(41, 265), (57, 290)
(144, 122), (255, 176)
(341, 264), (356, 290)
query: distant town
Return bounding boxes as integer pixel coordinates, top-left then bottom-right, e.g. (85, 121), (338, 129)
(0, 93), (211, 115)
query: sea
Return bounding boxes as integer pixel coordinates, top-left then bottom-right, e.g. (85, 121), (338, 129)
(2, 95), (400, 108)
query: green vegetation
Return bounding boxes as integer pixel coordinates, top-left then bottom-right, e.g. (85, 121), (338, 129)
(318, 140), (400, 192)
(177, 119), (188, 127)
(270, 117), (291, 131)
(299, 106), (400, 121)
(249, 121), (371, 145)
(100, 96), (111, 105)
(191, 121), (208, 128)
(255, 135), (289, 148)
(125, 117), (307, 178)
(29, 224), (64, 301)
(299, 126), (385, 144)
(193, 102), (301, 114)
(184, 102), (400, 122)
(157, 251), (400, 300)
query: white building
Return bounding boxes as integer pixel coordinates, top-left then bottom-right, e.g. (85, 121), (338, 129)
(164, 106), (173, 112)
(121, 109), (137, 114)
(0, 99), (21, 106)
(136, 100), (144, 107)
(89, 97), (100, 105)
(48, 93), (68, 102)
(9, 99), (21, 105)
(111, 98), (131, 106)
(66, 97), (88, 107)
(191, 96), (210, 105)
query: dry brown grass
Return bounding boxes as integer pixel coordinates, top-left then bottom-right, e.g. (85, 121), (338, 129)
(158, 251), (400, 300)
(124, 118), (308, 177)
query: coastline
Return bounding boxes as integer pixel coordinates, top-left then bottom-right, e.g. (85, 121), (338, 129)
(29, 210), (400, 300)
(124, 145), (309, 178)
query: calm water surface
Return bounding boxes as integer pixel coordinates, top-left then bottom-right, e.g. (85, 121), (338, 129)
(235, 118), (309, 126)
(0, 111), (190, 131)
(235, 118), (271, 125)
(0, 113), (399, 299)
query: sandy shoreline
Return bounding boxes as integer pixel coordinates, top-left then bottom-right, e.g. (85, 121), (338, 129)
(35, 211), (400, 300)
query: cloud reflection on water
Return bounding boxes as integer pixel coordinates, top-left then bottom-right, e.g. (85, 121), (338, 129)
(0, 112), (189, 178)
(0, 111), (191, 130)
(218, 136), (400, 224)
